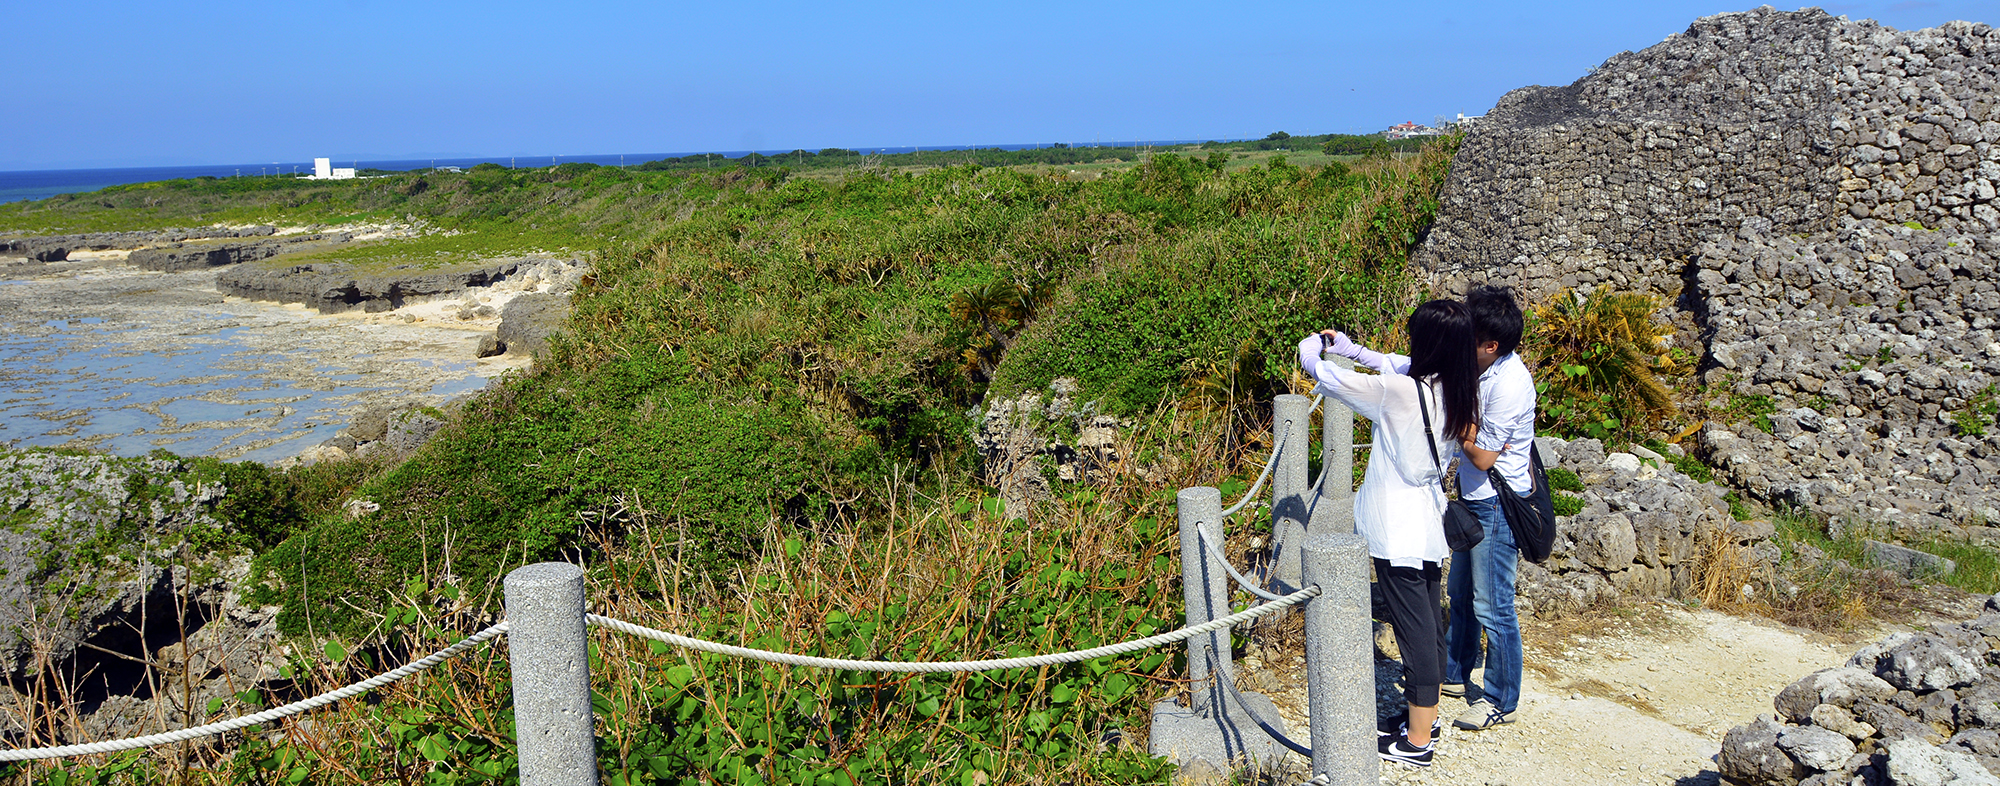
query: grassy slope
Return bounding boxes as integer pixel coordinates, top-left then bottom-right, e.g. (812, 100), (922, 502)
(3, 145), (1458, 784)
(247, 146), (1459, 638)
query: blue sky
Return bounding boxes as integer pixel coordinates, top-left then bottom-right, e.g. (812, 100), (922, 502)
(3, 1), (1995, 170)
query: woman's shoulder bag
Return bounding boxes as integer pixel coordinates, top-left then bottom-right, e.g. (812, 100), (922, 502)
(1417, 379), (1483, 553)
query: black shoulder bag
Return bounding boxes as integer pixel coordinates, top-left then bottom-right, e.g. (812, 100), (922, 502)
(1417, 379), (1483, 553)
(1489, 448), (1559, 563)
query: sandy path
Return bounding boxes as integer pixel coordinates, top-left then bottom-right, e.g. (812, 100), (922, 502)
(1236, 596), (1978, 785)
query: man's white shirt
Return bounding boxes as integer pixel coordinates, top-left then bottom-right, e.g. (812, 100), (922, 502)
(1461, 352), (1537, 499)
(1376, 351), (1537, 499)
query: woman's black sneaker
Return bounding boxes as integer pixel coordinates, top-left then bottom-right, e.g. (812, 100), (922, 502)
(1378, 729), (1434, 767)
(1376, 712), (1443, 740)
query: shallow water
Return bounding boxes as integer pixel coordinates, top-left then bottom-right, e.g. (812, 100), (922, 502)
(0, 261), (523, 463)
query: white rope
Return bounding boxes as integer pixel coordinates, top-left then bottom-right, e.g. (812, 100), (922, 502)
(588, 585), (1319, 673)
(0, 622), (510, 762)
(1216, 392), (1328, 520)
(1217, 394), (1325, 521)
(1196, 524), (1286, 602)
(1218, 439), (1282, 520)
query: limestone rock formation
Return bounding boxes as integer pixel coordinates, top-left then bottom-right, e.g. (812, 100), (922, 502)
(126, 233), (347, 272)
(0, 451), (282, 743)
(1518, 436), (1762, 616)
(216, 256), (551, 314)
(495, 291), (570, 356)
(1724, 595), (2000, 785)
(1415, 7), (2000, 530)
(0, 226), (274, 262)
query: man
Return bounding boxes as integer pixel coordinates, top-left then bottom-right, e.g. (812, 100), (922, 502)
(1325, 284), (1534, 731)
(1440, 285), (1533, 730)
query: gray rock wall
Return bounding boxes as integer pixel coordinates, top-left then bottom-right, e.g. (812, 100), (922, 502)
(1420, 9), (1999, 299)
(1522, 436), (1770, 616)
(1416, 8), (2000, 529)
(1692, 218), (2000, 538)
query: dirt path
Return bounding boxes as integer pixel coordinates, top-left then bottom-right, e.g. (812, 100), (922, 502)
(1238, 595), (1981, 785)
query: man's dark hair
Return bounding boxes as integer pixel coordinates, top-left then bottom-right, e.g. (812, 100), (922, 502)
(1466, 284), (1524, 356)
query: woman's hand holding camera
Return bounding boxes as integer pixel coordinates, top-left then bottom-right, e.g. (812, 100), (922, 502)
(1320, 330), (1365, 361)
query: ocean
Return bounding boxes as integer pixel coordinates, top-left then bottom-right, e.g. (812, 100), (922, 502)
(0, 141), (1214, 203)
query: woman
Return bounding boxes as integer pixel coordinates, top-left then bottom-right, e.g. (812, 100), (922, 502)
(1296, 300), (1480, 767)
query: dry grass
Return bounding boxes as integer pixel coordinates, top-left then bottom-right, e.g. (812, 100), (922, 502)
(3, 403), (1283, 785)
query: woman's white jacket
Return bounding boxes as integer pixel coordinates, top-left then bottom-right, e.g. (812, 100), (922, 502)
(1297, 335), (1453, 568)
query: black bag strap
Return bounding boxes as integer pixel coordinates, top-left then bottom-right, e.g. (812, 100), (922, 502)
(1486, 439), (1549, 500)
(1414, 377), (1448, 492)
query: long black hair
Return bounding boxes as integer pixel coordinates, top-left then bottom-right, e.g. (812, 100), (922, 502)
(1405, 299), (1480, 441)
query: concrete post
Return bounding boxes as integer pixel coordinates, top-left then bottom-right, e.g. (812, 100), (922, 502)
(1309, 356), (1357, 537)
(506, 562), (598, 786)
(1267, 394), (1313, 590)
(1303, 534), (1375, 784)
(1176, 486), (1230, 716)
(1152, 487), (1289, 770)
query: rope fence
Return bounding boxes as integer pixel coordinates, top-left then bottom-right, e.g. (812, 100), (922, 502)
(0, 622), (511, 762)
(0, 591), (1317, 762)
(1, 385), (1375, 784)
(586, 586), (1315, 673)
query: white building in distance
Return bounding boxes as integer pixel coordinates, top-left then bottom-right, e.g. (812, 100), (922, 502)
(306, 158), (357, 180)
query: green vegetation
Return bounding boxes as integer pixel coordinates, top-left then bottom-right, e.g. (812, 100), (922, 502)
(1, 135), (1465, 784)
(1547, 466), (1586, 516)
(1641, 440), (1713, 483)
(1523, 286), (1689, 443)
(1724, 391), (1779, 435)
(1957, 384), (1999, 437)
(620, 132), (1426, 176)
(232, 141), (1460, 640)
(1199, 131), (1432, 156)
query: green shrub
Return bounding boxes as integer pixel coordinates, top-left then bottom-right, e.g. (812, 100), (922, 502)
(1553, 493), (1585, 517)
(994, 142), (1457, 414)
(1547, 466), (1585, 492)
(1957, 384), (1999, 437)
(1642, 439), (1713, 482)
(1725, 491), (1753, 521)
(1526, 286), (1689, 442)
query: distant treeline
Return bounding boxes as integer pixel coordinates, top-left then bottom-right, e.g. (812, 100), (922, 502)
(626, 131), (1433, 172)
(633, 144), (1142, 172)
(1201, 131), (1435, 156)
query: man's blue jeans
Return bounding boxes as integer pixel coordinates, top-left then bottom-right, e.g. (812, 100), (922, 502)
(1445, 495), (1522, 714)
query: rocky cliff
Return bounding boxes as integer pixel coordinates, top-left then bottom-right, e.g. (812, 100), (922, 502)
(1417, 8), (2000, 533)
(0, 451), (280, 744)
(215, 257), (533, 314)
(0, 226), (276, 262)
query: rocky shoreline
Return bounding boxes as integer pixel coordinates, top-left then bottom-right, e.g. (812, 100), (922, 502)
(0, 222), (583, 466)
(0, 225), (280, 262)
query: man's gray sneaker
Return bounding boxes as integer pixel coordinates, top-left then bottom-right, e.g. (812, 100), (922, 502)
(1453, 699), (1516, 730)
(1440, 682), (1465, 699)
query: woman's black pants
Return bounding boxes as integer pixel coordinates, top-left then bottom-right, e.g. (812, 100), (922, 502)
(1375, 558), (1446, 707)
